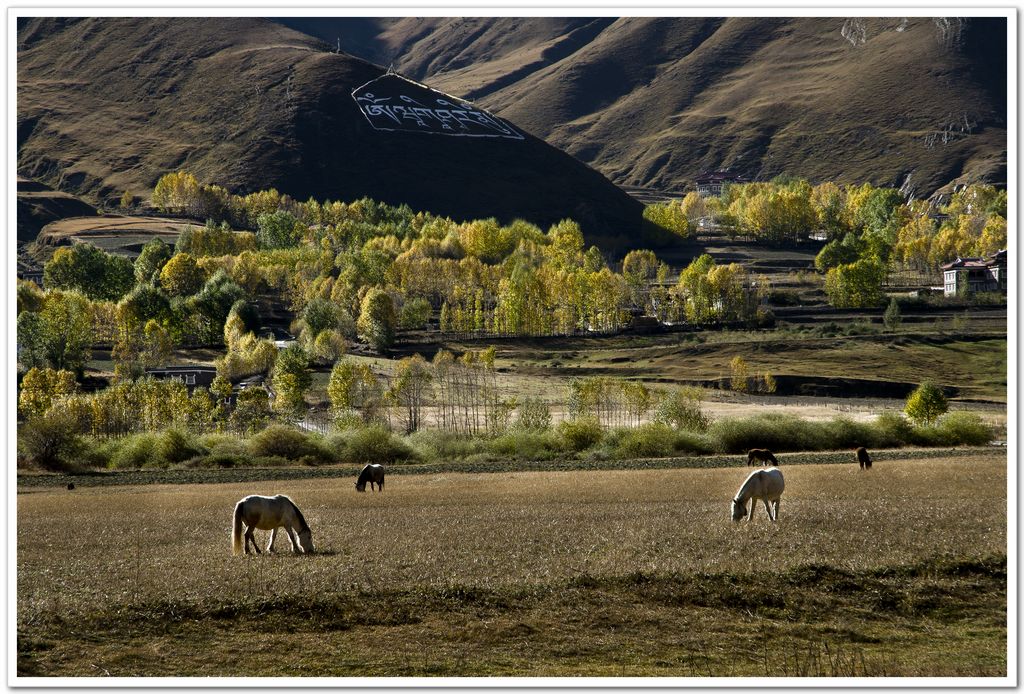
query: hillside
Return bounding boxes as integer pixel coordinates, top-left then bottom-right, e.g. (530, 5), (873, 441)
(17, 18), (655, 252)
(16, 177), (96, 242)
(279, 16), (1007, 197)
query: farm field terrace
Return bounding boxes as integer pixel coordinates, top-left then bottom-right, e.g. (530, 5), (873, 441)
(17, 453), (1006, 677)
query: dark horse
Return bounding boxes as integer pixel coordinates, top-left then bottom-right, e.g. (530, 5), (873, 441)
(747, 448), (779, 466)
(856, 447), (873, 470)
(355, 463), (385, 492)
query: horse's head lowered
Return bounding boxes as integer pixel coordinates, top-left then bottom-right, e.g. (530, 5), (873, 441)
(731, 497), (747, 522)
(296, 527), (314, 554)
(355, 480), (366, 492)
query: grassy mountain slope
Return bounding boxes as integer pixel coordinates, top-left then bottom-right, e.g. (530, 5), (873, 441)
(280, 16), (1007, 196)
(17, 17), (652, 250)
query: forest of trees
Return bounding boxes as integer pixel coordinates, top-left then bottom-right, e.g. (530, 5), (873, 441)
(16, 170), (1006, 451)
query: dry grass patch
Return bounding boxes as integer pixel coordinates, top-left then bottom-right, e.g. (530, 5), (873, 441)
(18, 455), (1006, 677)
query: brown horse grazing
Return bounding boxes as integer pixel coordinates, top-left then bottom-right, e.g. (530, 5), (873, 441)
(747, 449), (779, 466)
(856, 447), (873, 470)
(355, 463), (385, 492)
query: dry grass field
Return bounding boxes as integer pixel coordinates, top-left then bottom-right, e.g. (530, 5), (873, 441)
(17, 453), (1006, 678)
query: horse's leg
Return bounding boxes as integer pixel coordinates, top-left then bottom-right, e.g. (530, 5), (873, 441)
(773, 499), (781, 521)
(748, 499), (756, 522)
(267, 527), (277, 553)
(763, 498), (772, 520)
(245, 527), (260, 554)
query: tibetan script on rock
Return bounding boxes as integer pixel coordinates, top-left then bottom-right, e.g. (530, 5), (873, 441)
(352, 74), (524, 140)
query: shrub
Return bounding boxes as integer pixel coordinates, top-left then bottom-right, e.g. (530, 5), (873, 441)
(672, 429), (718, 456)
(515, 397), (552, 431)
(108, 433), (161, 469)
(557, 417), (604, 452)
(710, 413), (825, 454)
(822, 416), (879, 450)
(249, 425), (333, 464)
(198, 433), (249, 457)
(408, 430), (487, 463)
(488, 430), (564, 461)
(331, 426), (417, 465)
(610, 423), (677, 459)
(18, 413), (83, 471)
(181, 453), (244, 469)
(157, 428), (208, 464)
(934, 412), (992, 446)
(872, 411), (915, 447)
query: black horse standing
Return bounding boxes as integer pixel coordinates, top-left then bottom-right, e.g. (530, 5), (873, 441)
(856, 447), (872, 470)
(355, 463), (385, 492)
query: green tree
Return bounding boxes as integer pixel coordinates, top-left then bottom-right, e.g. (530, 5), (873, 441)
(515, 397), (551, 431)
(357, 288), (397, 353)
(230, 386), (271, 434)
(17, 280), (46, 315)
(44, 244), (134, 301)
(17, 292), (93, 374)
(883, 298), (902, 332)
(256, 210), (302, 249)
(399, 297), (433, 329)
(904, 381), (948, 426)
(135, 238), (174, 283)
(654, 386), (710, 431)
(272, 345), (312, 420)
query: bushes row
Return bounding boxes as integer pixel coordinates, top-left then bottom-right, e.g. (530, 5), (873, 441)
(17, 411), (993, 473)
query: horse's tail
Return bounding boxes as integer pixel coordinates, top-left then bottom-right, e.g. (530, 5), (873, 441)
(232, 500), (244, 556)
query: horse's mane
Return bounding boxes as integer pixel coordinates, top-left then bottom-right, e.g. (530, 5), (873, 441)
(283, 495), (309, 532)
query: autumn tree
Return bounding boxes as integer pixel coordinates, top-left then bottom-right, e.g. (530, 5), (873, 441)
(388, 354), (432, 433)
(622, 249), (660, 310)
(730, 356), (750, 393)
(271, 345), (311, 420)
(904, 381), (948, 426)
(152, 171), (202, 214)
(357, 288), (397, 352)
(643, 200), (689, 238)
(18, 367), (77, 419)
(328, 358), (383, 424)
(823, 257), (887, 308)
(160, 253), (207, 296)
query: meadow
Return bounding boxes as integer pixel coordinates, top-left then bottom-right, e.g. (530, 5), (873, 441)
(18, 452), (1006, 677)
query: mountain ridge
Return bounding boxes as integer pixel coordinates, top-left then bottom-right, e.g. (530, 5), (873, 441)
(277, 16), (1007, 197)
(17, 17), (656, 251)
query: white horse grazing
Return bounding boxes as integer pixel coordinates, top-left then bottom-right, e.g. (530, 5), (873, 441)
(731, 467), (785, 522)
(232, 494), (314, 555)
